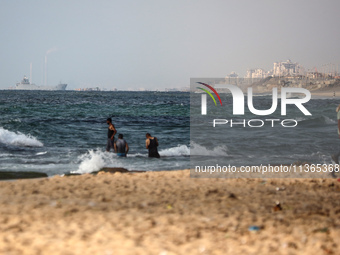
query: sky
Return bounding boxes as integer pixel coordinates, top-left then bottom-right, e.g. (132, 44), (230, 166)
(0, 0), (339, 90)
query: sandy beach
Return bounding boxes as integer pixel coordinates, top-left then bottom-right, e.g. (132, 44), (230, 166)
(311, 87), (340, 99)
(0, 170), (340, 255)
(312, 91), (340, 99)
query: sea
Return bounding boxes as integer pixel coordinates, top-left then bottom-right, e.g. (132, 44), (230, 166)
(0, 90), (339, 177)
(0, 91), (190, 176)
(190, 91), (340, 174)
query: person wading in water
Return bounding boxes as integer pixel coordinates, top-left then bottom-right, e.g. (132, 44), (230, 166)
(106, 118), (117, 152)
(114, 133), (129, 157)
(145, 133), (160, 158)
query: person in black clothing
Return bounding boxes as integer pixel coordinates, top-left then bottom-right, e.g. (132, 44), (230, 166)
(145, 133), (160, 158)
(106, 118), (117, 152)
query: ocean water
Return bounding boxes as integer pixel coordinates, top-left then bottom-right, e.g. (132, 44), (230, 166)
(190, 92), (340, 169)
(0, 90), (339, 177)
(0, 91), (190, 176)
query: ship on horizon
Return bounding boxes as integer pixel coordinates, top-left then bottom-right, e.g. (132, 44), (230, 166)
(15, 76), (67, 91)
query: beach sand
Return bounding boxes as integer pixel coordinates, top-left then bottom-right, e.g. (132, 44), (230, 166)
(1, 170), (340, 255)
(312, 91), (340, 99)
(311, 88), (340, 99)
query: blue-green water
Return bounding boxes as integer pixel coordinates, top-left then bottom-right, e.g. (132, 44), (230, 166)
(1, 90), (340, 177)
(190, 92), (340, 169)
(0, 91), (190, 175)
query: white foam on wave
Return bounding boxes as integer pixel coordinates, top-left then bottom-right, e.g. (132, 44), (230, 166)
(323, 116), (335, 124)
(36, 151), (48, 156)
(191, 141), (228, 156)
(72, 149), (115, 174)
(295, 117), (306, 122)
(0, 127), (43, 147)
(127, 145), (190, 157)
(159, 145), (190, 156)
(72, 144), (192, 174)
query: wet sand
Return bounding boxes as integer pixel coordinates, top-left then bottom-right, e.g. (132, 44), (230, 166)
(311, 88), (340, 99)
(1, 170), (340, 254)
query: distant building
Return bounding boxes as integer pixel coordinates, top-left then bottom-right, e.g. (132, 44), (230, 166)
(165, 88), (179, 92)
(180, 86), (190, 92)
(226, 71), (239, 78)
(245, 68), (268, 79)
(273, 59), (304, 77)
(243, 59), (305, 79)
(75, 87), (101, 91)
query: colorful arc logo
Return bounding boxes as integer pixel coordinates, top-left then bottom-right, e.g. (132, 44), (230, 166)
(196, 82), (223, 106)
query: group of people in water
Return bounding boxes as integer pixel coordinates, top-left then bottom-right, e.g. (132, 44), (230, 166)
(106, 118), (160, 158)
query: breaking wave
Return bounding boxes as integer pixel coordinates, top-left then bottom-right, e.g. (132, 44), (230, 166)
(191, 141), (228, 156)
(159, 145), (190, 156)
(0, 127), (43, 147)
(72, 144), (191, 174)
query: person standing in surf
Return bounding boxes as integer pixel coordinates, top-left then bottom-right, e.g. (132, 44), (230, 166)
(106, 118), (117, 152)
(114, 134), (129, 157)
(146, 133), (160, 158)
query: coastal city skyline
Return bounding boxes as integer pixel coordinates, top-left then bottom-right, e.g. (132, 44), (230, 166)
(9, 58), (339, 92)
(1, 0), (339, 91)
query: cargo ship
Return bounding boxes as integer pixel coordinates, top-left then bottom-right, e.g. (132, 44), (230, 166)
(15, 76), (67, 90)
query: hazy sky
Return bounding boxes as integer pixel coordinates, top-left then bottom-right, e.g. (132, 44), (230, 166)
(1, 0), (339, 90)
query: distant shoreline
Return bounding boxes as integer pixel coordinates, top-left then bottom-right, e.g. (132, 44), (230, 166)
(311, 89), (340, 99)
